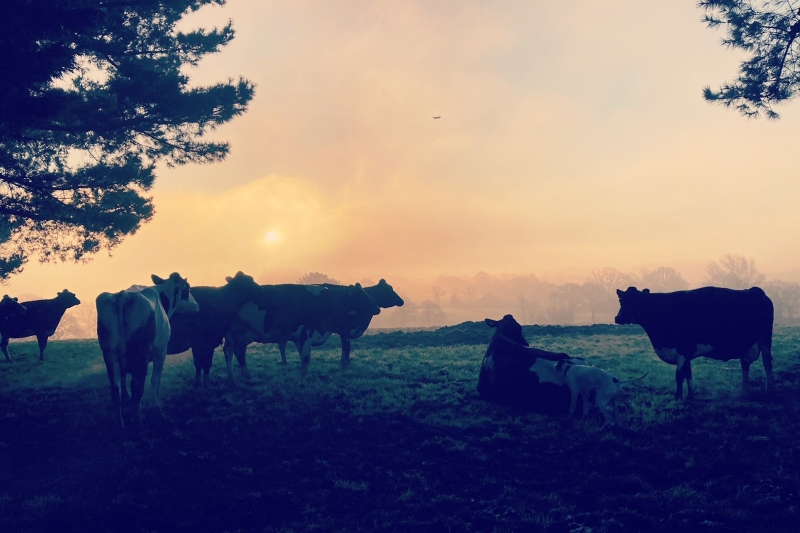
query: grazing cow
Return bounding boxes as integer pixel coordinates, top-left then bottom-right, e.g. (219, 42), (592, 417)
(97, 273), (198, 428)
(556, 359), (648, 425)
(615, 286), (774, 399)
(224, 283), (381, 379)
(477, 314), (588, 413)
(167, 271), (263, 387)
(1, 290), (80, 361)
(274, 279), (404, 367)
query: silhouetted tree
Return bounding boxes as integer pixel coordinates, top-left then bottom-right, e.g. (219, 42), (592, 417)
(582, 282), (615, 323)
(431, 285), (445, 304)
(763, 280), (800, 323)
(297, 272), (341, 285)
(700, 1), (800, 118)
(547, 283), (584, 324)
(640, 266), (690, 292)
(586, 267), (636, 295)
(517, 294), (530, 324)
(706, 254), (765, 289)
(0, 0), (254, 279)
(418, 300), (445, 326)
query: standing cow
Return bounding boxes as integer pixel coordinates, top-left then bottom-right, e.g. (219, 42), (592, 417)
(477, 314), (587, 413)
(167, 271), (263, 387)
(1, 290), (80, 361)
(97, 273), (198, 428)
(273, 280), (402, 367)
(224, 283), (381, 379)
(615, 286), (774, 399)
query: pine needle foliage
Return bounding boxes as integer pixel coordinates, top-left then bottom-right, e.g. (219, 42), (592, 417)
(0, 0), (254, 279)
(700, 0), (800, 119)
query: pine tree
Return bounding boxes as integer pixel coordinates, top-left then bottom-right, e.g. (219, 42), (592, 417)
(700, 1), (800, 118)
(0, 0), (254, 279)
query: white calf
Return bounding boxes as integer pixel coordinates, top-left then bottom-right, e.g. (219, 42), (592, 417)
(556, 360), (648, 425)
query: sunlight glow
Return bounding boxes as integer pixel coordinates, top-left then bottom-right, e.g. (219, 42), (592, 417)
(264, 230), (280, 244)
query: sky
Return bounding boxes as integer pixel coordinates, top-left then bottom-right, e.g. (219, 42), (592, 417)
(8, 0), (800, 303)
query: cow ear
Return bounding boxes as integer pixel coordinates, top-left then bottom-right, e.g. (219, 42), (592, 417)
(642, 288), (650, 294)
(616, 289), (624, 297)
(379, 279), (387, 285)
(355, 283), (362, 288)
(485, 318), (498, 327)
(151, 274), (166, 285)
(225, 276), (232, 282)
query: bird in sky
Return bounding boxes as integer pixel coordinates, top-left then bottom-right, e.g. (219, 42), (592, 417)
(432, 116), (441, 119)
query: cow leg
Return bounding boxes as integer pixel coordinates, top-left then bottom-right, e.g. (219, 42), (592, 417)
(740, 359), (752, 396)
(675, 355), (692, 399)
(278, 341), (288, 364)
(151, 350), (166, 416)
(105, 356), (125, 428)
(36, 334), (48, 361)
(192, 349), (203, 388)
(340, 335), (351, 368)
(582, 392), (590, 416)
(129, 361), (148, 428)
(234, 343), (251, 381)
(761, 339), (774, 394)
(299, 337), (313, 375)
(223, 339), (236, 383)
(1, 336), (10, 362)
(569, 387), (579, 416)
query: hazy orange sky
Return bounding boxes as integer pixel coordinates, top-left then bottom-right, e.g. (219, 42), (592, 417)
(9, 0), (800, 302)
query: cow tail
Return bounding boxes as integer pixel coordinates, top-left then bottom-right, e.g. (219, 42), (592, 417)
(618, 372), (649, 384)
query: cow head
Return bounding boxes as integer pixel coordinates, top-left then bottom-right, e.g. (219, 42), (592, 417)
(484, 314), (528, 347)
(0, 295), (25, 320)
(614, 287), (650, 325)
(348, 283), (381, 317)
(224, 271), (263, 306)
(152, 272), (199, 317)
(56, 289), (81, 309)
(367, 279), (404, 308)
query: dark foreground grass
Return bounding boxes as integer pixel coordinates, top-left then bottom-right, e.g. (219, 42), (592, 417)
(2, 325), (800, 532)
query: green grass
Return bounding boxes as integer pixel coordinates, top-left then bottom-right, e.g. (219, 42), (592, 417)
(2, 325), (800, 532)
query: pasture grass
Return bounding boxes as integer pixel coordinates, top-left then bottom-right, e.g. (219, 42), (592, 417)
(1, 325), (800, 532)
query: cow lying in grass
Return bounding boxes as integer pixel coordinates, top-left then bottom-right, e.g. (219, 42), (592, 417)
(556, 359), (648, 425)
(477, 314), (588, 413)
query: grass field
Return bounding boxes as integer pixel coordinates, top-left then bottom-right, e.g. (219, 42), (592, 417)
(2, 323), (800, 532)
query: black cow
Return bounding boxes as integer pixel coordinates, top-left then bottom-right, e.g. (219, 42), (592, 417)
(0, 296), (26, 342)
(615, 286), (774, 399)
(273, 279), (404, 367)
(1, 290), (80, 361)
(224, 283), (381, 378)
(477, 314), (587, 413)
(167, 271), (263, 387)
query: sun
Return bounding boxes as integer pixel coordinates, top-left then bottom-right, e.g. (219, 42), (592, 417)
(264, 230), (280, 244)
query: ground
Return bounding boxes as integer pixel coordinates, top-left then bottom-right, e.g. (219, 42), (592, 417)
(1, 323), (800, 532)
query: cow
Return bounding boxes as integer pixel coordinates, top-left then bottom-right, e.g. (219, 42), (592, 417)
(477, 314), (588, 413)
(167, 271), (263, 387)
(1, 290), (80, 361)
(555, 359), (648, 425)
(274, 279), (404, 367)
(0, 296), (26, 341)
(614, 286), (774, 399)
(96, 273), (198, 428)
(223, 283), (381, 379)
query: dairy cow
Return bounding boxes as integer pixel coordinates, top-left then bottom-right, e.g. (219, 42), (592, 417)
(1, 290), (80, 361)
(97, 273), (198, 427)
(224, 283), (381, 379)
(274, 279), (404, 367)
(0, 296), (26, 337)
(615, 286), (774, 399)
(477, 314), (587, 413)
(167, 271), (263, 387)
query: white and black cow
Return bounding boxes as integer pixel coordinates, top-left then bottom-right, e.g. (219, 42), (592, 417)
(273, 279), (404, 367)
(224, 283), (381, 379)
(477, 314), (588, 413)
(1, 290), (80, 361)
(167, 271), (264, 387)
(97, 273), (198, 428)
(615, 286), (774, 399)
